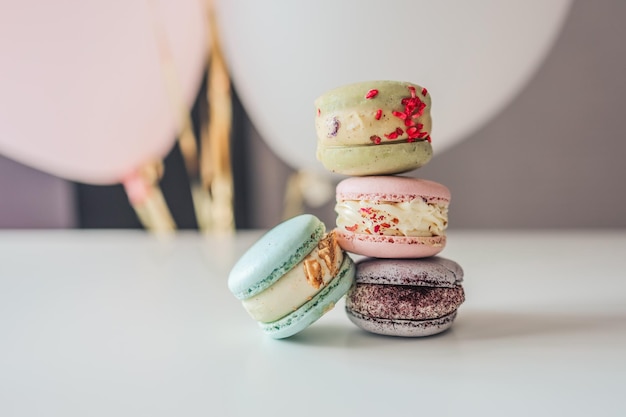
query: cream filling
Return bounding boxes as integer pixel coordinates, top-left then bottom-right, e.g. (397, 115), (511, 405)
(242, 232), (343, 323)
(336, 199), (448, 237)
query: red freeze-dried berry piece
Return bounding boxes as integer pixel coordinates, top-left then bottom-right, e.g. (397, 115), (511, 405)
(365, 89), (378, 99)
(370, 135), (381, 144)
(421, 87), (428, 96)
(345, 224), (358, 232)
(375, 109), (382, 120)
(395, 127), (403, 135)
(384, 132), (399, 140)
(392, 110), (406, 120)
(417, 102), (427, 116)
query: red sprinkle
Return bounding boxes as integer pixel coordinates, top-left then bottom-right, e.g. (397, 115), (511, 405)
(392, 110), (406, 120)
(373, 225), (380, 233)
(379, 86), (430, 142)
(370, 135), (381, 144)
(381, 222), (391, 228)
(375, 109), (382, 120)
(365, 89), (379, 99)
(406, 123), (427, 140)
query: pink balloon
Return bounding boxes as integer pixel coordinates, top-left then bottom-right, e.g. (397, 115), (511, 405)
(0, 0), (207, 184)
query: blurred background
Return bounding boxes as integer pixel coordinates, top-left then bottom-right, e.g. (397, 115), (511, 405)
(1, 0), (625, 230)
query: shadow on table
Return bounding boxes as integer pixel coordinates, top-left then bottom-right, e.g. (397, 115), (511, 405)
(283, 321), (457, 349)
(280, 309), (626, 348)
(451, 309), (626, 341)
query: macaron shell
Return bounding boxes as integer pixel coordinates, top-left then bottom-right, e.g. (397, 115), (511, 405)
(355, 257), (463, 287)
(336, 176), (450, 203)
(314, 80), (432, 147)
(228, 214), (325, 300)
(260, 255), (355, 339)
(316, 140), (432, 176)
(336, 229), (446, 258)
(346, 309), (457, 337)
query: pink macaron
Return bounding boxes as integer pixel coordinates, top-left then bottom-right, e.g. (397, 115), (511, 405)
(335, 176), (450, 258)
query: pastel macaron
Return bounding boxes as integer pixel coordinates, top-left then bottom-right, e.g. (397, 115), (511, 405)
(228, 214), (355, 339)
(335, 176), (450, 258)
(315, 80), (433, 176)
(345, 257), (465, 337)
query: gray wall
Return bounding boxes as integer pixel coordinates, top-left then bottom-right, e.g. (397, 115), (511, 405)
(0, 155), (75, 228)
(241, 0), (626, 229)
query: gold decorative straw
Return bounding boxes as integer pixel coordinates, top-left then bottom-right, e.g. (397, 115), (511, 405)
(198, 0), (234, 233)
(282, 170), (335, 221)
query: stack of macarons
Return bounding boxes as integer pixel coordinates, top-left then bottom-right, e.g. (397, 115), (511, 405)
(227, 80), (464, 339)
(315, 80), (465, 337)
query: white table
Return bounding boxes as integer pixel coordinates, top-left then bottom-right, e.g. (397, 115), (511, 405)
(1, 230), (625, 417)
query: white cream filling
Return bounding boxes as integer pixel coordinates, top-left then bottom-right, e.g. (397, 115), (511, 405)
(336, 199), (448, 237)
(242, 233), (343, 323)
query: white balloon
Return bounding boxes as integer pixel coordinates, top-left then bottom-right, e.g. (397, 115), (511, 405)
(216, 0), (571, 174)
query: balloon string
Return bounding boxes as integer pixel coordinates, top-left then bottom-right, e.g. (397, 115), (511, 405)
(123, 162), (176, 233)
(199, 0), (235, 233)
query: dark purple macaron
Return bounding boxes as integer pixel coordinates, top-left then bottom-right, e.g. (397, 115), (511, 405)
(345, 257), (465, 337)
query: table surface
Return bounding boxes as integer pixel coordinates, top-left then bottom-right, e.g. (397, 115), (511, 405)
(1, 229), (625, 417)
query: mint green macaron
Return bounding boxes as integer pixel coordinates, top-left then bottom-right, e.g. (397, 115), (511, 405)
(228, 214), (355, 339)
